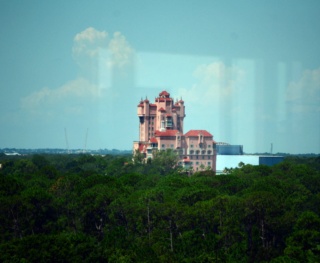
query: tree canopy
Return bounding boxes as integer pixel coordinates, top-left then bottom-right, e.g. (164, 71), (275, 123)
(0, 154), (319, 262)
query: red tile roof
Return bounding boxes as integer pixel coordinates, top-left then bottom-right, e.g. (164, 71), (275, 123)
(155, 129), (180, 137)
(149, 137), (158, 143)
(184, 130), (213, 137)
(158, 107), (166, 112)
(138, 143), (147, 153)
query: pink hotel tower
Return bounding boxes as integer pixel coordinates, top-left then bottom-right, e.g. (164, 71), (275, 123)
(133, 91), (217, 172)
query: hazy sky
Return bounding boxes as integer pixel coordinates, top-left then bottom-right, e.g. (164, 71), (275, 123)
(1, 0), (319, 153)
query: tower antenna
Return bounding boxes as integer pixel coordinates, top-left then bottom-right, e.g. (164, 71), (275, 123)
(64, 128), (69, 154)
(83, 128), (89, 153)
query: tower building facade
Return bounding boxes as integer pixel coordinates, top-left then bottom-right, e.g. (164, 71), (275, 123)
(133, 91), (216, 172)
(137, 90), (185, 141)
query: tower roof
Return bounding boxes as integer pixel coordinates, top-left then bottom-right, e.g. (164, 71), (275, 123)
(184, 130), (213, 137)
(155, 129), (180, 137)
(159, 90), (170, 97)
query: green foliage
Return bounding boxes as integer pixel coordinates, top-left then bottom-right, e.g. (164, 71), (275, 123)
(151, 149), (180, 175)
(0, 154), (319, 262)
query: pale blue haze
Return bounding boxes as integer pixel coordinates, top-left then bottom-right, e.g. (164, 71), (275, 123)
(1, 0), (319, 153)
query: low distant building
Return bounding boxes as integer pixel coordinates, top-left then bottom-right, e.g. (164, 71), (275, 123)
(4, 152), (21, 156)
(215, 142), (284, 173)
(216, 143), (243, 155)
(259, 156), (284, 166)
(216, 155), (284, 174)
(133, 90), (217, 172)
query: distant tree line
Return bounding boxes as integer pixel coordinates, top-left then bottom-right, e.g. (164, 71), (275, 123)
(0, 152), (319, 262)
(0, 148), (132, 155)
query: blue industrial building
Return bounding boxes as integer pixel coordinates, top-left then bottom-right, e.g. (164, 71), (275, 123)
(215, 142), (284, 174)
(216, 144), (243, 155)
(259, 156), (284, 166)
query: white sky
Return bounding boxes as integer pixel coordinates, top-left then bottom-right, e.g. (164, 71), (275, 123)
(0, 0), (319, 153)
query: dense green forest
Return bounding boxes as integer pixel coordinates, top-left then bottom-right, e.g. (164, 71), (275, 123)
(0, 152), (319, 262)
